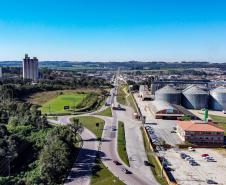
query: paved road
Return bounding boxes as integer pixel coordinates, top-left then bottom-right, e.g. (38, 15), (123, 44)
(48, 85), (159, 185)
(115, 103), (159, 185)
(51, 118), (99, 185)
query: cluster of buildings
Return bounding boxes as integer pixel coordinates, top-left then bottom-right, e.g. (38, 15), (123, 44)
(139, 84), (226, 146)
(0, 54), (39, 82)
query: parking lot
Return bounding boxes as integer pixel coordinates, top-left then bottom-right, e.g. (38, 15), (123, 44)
(134, 93), (182, 146)
(164, 148), (226, 185)
(134, 93), (226, 185)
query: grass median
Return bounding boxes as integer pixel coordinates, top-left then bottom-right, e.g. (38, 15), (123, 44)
(96, 107), (112, 117)
(117, 121), (130, 166)
(91, 158), (125, 185)
(117, 86), (127, 105)
(140, 127), (168, 185)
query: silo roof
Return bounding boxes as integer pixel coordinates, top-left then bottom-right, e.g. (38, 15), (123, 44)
(156, 85), (180, 94)
(210, 86), (226, 93)
(183, 85), (208, 95)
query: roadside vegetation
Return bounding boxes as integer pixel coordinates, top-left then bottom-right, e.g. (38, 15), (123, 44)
(127, 94), (138, 114)
(209, 114), (226, 135)
(140, 127), (168, 185)
(0, 87), (83, 185)
(72, 116), (105, 139)
(91, 157), (125, 185)
(116, 85), (127, 105)
(96, 107), (112, 117)
(117, 121), (130, 166)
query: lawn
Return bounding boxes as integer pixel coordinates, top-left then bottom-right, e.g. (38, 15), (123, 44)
(91, 158), (125, 185)
(127, 94), (138, 114)
(96, 107), (112, 117)
(41, 93), (87, 114)
(117, 121), (130, 166)
(140, 127), (168, 185)
(209, 114), (226, 135)
(73, 116), (105, 139)
(116, 86), (127, 106)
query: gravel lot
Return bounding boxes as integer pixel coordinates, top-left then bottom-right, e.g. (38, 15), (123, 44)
(165, 148), (226, 185)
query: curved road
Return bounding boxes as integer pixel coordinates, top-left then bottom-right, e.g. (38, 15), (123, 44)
(49, 86), (159, 185)
(54, 112), (158, 185)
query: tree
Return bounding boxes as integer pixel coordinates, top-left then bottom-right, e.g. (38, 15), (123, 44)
(70, 118), (83, 135)
(40, 138), (70, 184)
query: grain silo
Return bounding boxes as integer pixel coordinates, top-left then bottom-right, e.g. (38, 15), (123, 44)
(182, 85), (209, 110)
(210, 86), (226, 111)
(155, 85), (181, 105)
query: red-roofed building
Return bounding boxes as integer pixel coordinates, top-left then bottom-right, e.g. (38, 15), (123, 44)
(177, 120), (224, 145)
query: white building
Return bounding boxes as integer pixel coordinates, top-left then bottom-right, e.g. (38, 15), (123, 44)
(23, 54), (39, 81)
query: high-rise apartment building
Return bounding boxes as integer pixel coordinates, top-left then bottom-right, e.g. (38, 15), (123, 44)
(0, 67), (2, 79)
(23, 54), (39, 81)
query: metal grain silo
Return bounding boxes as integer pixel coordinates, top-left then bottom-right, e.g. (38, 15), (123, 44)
(210, 86), (226, 110)
(155, 85), (181, 105)
(182, 85), (209, 109)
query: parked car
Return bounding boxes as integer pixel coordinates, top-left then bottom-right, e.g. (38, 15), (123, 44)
(190, 161), (199, 166)
(188, 147), (195, 151)
(202, 154), (209, 157)
(170, 130), (176, 133)
(206, 179), (218, 184)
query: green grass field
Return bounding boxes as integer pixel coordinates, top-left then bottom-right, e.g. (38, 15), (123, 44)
(73, 116), (105, 139)
(116, 86), (127, 106)
(209, 114), (226, 135)
(41, 93), (87, 114)
(96, 107), (112, 117)
(127, 94), (138, 114)
(117, 121), (130, 166)
(91, 158), (125, 185)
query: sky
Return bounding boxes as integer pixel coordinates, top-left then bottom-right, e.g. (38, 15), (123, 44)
(0, 0), (226, 62)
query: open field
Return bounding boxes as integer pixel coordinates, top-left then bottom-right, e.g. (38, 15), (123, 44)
(96, 107), (112, 117)
(75, 116), (105, 139)
(117, 121), (130, 166)
(41, 93), (87, 114)
(209, 114), (226, 135)
(91, 158), (125, 185)
(28, 89), (102, 105)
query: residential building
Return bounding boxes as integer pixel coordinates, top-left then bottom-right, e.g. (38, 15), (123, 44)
(177, 120), (224, 145)
(23, 54), (39, 81)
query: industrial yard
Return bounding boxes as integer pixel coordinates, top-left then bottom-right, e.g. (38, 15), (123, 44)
(132, 79), (226, 185)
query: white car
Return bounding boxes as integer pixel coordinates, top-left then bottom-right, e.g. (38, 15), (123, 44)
(188, 147), (195, 151)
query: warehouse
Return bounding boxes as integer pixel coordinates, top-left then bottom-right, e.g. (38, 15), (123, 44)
(177, 120), (224, 145)
(148, 100), (196, 119)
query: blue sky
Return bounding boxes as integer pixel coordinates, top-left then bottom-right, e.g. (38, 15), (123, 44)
(0, 0), (226, 62)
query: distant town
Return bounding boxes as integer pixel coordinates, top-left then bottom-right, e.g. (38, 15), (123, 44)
(0, 54), (226, 185)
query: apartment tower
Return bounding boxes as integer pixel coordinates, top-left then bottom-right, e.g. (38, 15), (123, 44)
(23, 54), (39, 81)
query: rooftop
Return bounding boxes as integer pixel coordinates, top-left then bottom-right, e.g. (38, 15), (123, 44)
(177, 120), (224, 132)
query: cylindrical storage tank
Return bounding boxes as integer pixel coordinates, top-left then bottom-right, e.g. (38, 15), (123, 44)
(210, 86), (226, 111)
(182, 85), (209, 109)
(155, 85), (181, 105)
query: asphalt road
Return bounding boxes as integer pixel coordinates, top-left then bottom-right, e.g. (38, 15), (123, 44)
(51, 118), (99, 185)
(49, 86), (159, 185)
